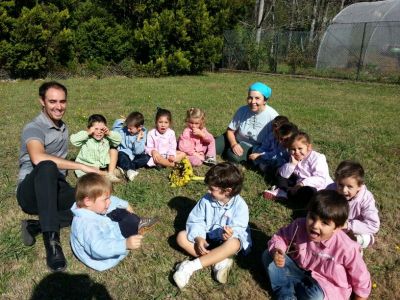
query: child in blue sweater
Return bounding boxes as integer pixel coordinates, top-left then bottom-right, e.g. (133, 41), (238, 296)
(173, 162), (252, 289)
(70, 173), (157, 271)
(112, 112), (150, 181)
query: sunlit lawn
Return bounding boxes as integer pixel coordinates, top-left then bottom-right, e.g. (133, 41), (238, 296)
(0, 73), (399, 299)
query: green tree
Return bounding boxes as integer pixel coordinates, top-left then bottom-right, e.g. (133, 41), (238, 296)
(0, 3), (72, 78)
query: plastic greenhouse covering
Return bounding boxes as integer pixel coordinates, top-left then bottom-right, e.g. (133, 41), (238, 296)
(317, 0), (400, 71)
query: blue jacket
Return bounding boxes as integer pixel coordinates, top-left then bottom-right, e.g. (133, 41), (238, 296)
(255, 133), (289, 168)
(70, 196), (129, 271)
(186, 193), (252, 254)
(112, 119), (147, 160)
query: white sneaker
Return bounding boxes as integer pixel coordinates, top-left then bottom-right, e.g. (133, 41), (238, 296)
(113, 167), (125, 178)
(213, 258), (233, 284)
(126, 169), (139, 181)
(173, 260), (194, 289)
(105, 173), (122, 183)
(203, 156), (217, 166)
(263, 186), (287, 200)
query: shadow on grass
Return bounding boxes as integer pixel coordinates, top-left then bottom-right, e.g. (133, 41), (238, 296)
(236, 222), (272, 293)
(167, 196), (197, 252)
(30, 273), (112, 300)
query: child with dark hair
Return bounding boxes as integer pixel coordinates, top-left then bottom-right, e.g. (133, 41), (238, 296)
(173, 162), (252, 289)
(112, 112), (150, 181)
(262, 189), (371, 300)
(327, 160), (380, 249)
(145, 108), (185, 168)
(264, 131), (333, 204)
(250, 116), (298, 172)
(70, 114), (121, 182)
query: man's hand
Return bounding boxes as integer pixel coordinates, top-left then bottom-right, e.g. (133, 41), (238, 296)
(273, 248), (286, 268)
(167, 155), (175, 163)
(126, 235), (143, 250)
(194, 237), (210, 256)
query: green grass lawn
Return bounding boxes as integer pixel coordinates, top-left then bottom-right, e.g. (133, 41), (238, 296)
(0, 73), (399, 299)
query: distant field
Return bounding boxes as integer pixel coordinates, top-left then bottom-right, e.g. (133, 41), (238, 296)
(0, 73), (399, 299)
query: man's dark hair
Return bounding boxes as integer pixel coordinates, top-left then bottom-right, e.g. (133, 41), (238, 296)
(39, 81), (68, 100)
(87, 114), (107, 128)
(307, 190), (349, 227)
(204, 162), (243, 197)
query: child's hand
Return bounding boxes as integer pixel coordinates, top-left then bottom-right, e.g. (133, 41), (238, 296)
(167, 155), (175, 162)
(249, 153), (261, 161)
(87, 127), (95, 135)
(194, 237), (210, 256)
(126, 235), (143, 250)
(152, 150), (162, 163)
(126, 205), (134, 214)
(222, 226), (233, 241)
(137, 129), (144, 141)
(192, 128), (205, 138)
(102, 126), (110, 136)
(290, 155), (299, 165)
(273, 248), (285, 268)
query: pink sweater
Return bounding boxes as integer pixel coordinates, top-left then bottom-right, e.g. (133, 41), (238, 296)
(327, 183), (380, 236)
(178, 127), (215, 156)
(145, 128), (177, 167)
(268, 218), (371, 300)
(279, 150), (333, 190)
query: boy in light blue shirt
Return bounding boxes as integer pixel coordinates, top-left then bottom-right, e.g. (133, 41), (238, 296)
(112, 112), (150, 181)
(173, 162), (252, 289)
(70, 173), (157, 271)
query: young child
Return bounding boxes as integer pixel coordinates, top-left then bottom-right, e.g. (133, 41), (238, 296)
(173, 162), (252, 289)
(145, 108), (185, 168)
(112, 112), (150, 181)
(70, 173), (157, 271)
(178, 107), (216, 166)
(264, 131), (333, 204)
(262, 189), (371, 300)
(70, 114), (121, 182)
(250, 116), (298, 172)
(328, 160), (380, 249)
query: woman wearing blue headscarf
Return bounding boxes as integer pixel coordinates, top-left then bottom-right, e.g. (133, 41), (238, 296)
(215, 82), (279, 164)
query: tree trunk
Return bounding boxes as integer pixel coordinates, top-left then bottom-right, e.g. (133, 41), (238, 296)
(256, 0), (265, 44)
(287, 0), (297, 54)
(309, 0), (319, 44)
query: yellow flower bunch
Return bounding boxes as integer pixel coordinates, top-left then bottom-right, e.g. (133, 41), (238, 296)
(169, 157), (204, 187)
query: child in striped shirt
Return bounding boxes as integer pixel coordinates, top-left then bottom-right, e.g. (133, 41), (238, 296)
(70, 114), (121, 182)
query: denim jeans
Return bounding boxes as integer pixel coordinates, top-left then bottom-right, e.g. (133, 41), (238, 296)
(262, 250), (324, 300)
(117, 152), (150, 171)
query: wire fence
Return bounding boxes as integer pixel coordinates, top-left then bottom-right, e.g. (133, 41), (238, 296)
(222, 23), (400, 83)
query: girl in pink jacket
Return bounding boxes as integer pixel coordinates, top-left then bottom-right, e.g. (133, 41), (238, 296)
(178, 108), (216, 167)
(328, 160), (380, 249)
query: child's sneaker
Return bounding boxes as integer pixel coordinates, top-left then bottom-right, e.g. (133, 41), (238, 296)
(138, 217), (159, 235)
(106, 172), (122, 183)
(173, 260), (195, 289)
(213, 258), (233, 284)
(263, 186), (287, 200)
(113, 167), (125, 179)
(126, 169), (139, 181)
(203, 156), (217, 166)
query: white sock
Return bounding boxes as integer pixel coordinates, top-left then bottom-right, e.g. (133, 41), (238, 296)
(190, 258), (203, 272)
